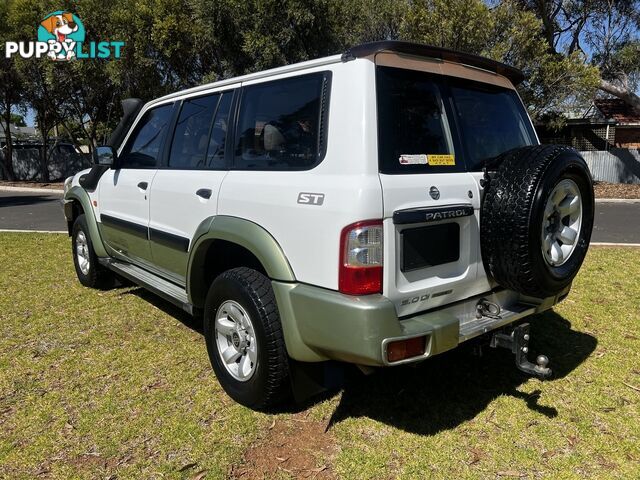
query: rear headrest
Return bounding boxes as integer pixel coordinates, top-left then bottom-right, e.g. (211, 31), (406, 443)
(264, 124), (285, 151)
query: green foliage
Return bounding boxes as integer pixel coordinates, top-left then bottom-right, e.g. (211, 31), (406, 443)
(9, 114), (26, 127)
(1, 0), (636, 156)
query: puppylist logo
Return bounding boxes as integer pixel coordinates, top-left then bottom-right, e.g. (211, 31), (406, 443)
(5, 11), (124, 61)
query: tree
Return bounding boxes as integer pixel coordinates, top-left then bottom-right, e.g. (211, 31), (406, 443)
(10, 114), (26, 127)
(515, 0), (640, 112)
(344, 0), (599, 120)
(0, 0), (22, 180)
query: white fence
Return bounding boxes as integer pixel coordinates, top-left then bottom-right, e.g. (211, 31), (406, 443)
(580, 149), (640, 184)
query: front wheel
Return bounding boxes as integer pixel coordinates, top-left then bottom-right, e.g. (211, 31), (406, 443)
(71, 214), (114, 289)
(203, 267), (291, 410)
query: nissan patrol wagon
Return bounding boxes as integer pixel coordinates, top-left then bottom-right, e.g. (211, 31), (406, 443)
(63, 41), (595, 409)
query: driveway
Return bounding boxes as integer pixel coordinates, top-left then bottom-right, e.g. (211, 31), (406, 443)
(591, 200), (640, 244)
(0, 190), (639, 244)
(0, 190), (66, 232)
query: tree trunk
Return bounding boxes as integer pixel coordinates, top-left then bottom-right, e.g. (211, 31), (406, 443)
(39, 118), (50, 182)
(1, 108), (16, 181)
(599, 79), (640, 114)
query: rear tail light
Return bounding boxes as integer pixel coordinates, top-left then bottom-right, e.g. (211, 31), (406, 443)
(339, 220), (383, 295)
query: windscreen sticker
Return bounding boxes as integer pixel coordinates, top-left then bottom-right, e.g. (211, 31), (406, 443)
(427, 154), (456, 166)
(399, 154), (428, 165)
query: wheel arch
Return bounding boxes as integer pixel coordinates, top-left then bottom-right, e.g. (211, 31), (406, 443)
(187, 216), (296, 308)
(65, 186), (108, 257)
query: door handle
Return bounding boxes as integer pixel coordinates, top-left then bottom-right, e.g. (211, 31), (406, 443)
(196, 188), (212, 199)
(137, 182), (148, 191)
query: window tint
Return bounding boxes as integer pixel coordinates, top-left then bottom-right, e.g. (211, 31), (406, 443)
(206, 92), (233, 169)
(119, 104), (173, 168)
(234, 73), (328, 170)
(450, 82), (535, 169)
(376, 67), (456, 174)
(169, 94), (219, 169)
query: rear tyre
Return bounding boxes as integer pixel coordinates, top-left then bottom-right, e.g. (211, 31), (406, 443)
(71, 214), (115, 289)
(480, 145), (594, 298)
(203, 267), (291, 410)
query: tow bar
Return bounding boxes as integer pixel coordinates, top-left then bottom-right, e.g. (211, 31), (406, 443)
(490, 323), (552, 379)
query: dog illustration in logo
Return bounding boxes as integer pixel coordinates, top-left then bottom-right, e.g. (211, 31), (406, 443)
(40, 12), (78, 60)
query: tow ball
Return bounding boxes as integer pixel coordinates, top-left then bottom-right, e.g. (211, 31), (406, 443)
(490, 323), (552, 379)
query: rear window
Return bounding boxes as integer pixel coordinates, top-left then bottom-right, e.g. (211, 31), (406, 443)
(377, 67), (457, 174)
(376, 66), (536, 174)
(450, 80), (536, 169)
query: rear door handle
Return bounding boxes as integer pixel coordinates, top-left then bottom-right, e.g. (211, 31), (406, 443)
(137, 182), (148, 191)
(196, 188), (212, 199)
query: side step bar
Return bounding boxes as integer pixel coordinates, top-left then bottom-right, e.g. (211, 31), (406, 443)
(99, 258), (193, 314)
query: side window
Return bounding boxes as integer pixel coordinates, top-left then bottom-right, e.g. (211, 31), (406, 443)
(119, 104), (173, 169)
(169, 94), (220, 169)
(206, 93), (233, 169)
(234, 72), (329, 171)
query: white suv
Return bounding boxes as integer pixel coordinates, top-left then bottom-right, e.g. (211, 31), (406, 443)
(63, 41), (595, 409)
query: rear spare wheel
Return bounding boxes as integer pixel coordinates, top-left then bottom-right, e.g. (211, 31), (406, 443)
(480, 145), (594, 298)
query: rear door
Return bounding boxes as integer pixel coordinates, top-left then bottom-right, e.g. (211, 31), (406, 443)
(376, 65), (487, 317)
(375, 58), (538, 318)
(98, 103), (175, 267)
(148, 88), (236, 283)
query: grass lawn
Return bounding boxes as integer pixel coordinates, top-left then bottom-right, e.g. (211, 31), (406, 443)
(0, 233), (638, 479)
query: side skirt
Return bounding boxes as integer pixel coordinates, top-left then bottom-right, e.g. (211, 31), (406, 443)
(99, 258), (194, 315)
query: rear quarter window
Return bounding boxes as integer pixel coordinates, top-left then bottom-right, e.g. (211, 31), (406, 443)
(233, 72), (331, 171)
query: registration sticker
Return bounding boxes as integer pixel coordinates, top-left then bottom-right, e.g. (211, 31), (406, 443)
(427, 154), (456, 166)
(399, 154), (428, 165)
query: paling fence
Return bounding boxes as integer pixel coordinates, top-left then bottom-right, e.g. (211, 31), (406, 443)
(1, 146), (639, 184)
(579, 148), (640, 184)
(0, 147), (91, 182)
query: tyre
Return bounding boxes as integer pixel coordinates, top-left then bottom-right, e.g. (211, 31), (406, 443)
(71, 214), (114, 289)
(203, 267), (291, 409)
(480, 145), (594, 298)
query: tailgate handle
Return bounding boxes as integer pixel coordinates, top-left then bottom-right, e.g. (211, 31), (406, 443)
(393, 204), (474, 225)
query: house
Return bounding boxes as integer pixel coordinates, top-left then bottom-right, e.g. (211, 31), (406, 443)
(537, 98), (640, 150)
(593, 99), (640, 148)
(0, 123), (39, 147)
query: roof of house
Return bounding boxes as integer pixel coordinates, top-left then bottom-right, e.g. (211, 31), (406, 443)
(0, 123), (38, 137)
(594, 99), (640, 124)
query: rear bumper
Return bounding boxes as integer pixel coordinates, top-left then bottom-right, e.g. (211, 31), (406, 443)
(273, 281), (570, 366)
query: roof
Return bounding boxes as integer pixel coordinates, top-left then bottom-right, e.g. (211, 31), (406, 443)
(594, 98), (640, 124)
(0, 123), (38, 137)
(151, 41), (525, 106)
(343, 41), (525, 85)
(151, 54), (343, 106)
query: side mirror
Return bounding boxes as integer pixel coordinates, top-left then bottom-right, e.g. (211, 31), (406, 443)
(93, 145), (117, 167)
